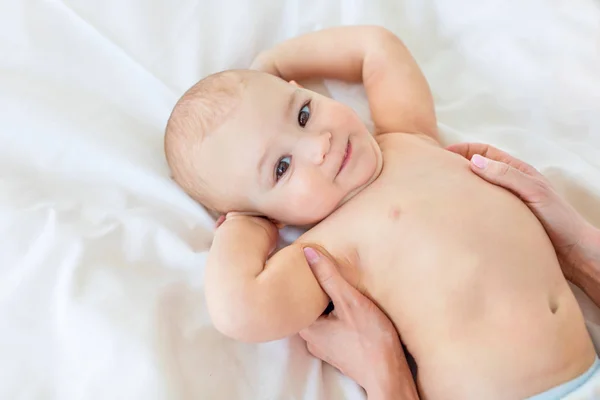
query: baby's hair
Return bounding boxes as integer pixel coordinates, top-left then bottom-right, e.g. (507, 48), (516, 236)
(164, 69), (255, 214)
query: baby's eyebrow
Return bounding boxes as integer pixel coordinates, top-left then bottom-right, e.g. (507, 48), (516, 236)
(257, 147), (269, 188)
(286, 89), (299, 119)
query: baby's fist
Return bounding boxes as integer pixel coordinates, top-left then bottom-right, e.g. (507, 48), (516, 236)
(249, 51), (280, 77)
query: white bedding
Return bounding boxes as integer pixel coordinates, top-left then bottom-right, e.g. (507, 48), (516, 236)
(1, 0), (600, 399)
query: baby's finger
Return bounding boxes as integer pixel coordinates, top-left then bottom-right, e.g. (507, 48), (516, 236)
(225, 211), (259, 219)
(470, 155), (548, 204)
(215, 215), (226, 228)
(303, 247), (359, 316)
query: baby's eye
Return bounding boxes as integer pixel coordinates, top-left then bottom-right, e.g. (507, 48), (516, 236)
(298, 103), (310, 127)
(275, 156), (291, 181)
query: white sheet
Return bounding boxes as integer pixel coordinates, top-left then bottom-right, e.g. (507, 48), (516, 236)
(1, 0), (600, 399)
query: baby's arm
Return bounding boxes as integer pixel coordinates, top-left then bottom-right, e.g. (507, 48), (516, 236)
(252, 25), (438, 140)
(205, 215), (329, 342)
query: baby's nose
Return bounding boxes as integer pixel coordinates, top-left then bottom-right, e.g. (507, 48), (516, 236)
(303, 131), (332, 165)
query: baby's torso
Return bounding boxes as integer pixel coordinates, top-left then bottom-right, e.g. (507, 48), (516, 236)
(298, 133), (595, 400)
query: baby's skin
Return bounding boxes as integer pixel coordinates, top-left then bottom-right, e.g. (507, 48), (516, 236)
(165, 27), (596, 399)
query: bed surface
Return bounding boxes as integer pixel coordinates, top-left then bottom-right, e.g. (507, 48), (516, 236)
(2, 0), (600, 398)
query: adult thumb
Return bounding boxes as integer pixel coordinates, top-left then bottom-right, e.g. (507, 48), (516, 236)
(303, 246), (355, 310)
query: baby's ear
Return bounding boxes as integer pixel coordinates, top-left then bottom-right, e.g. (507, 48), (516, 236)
(289, 80), (303, 88)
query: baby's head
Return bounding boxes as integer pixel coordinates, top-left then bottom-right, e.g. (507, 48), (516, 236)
(165, 69), (382, 226)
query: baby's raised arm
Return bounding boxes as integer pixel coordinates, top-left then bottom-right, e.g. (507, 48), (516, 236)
(252, 25), (438, 140)
(205, 215), (329, 342)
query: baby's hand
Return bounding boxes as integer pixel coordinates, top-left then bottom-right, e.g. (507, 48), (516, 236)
(215, 212), (259, 229)
(216, 212), (285, 230)
(213, 212), (280, 258)
(249, 51), (280, 77)
(215, 214), (226, 229)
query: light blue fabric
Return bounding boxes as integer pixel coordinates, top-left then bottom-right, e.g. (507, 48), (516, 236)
(526, 357), (600, 400)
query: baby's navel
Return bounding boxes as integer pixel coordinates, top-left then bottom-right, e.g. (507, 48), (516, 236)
(548, 295), (559, 314)
(388, 206), (401, 221)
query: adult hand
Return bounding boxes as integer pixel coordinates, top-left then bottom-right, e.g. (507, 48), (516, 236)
(447, 143), (600, 285)
(300, 247), (419, 400)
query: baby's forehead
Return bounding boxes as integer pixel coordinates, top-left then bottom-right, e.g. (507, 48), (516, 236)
(198, 121), (272, 200)
(195, 72), (292, 187)
(239, 79), (295, 124)
(197, 135), (262, 211)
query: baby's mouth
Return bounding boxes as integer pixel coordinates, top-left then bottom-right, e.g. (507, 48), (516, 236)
(337, 139), (352, 176)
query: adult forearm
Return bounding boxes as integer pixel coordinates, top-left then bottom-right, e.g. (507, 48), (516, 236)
(368, 380), (419, 400)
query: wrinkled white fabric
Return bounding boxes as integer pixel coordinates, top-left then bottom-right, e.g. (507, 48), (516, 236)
(1, 0), (599, 399)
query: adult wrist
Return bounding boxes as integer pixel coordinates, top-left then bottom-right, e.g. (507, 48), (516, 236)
(365, 354), (419, 400)
(583, 224), (600, 270)
(366, 376), (419, 400)
(571, 223), (600, 286)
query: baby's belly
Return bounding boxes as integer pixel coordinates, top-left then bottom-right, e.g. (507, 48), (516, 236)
(304, 137), (596, 399)
(358, 187), (595, 399)
(392, 263), (595, 400)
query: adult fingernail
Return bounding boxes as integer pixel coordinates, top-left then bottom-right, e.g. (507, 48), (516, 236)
(303, 247), (320, 266)
(471, 154), (488, 169)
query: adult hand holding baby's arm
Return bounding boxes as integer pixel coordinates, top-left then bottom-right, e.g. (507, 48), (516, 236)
(205, 214), (329, 342)
(448, 143), (600, 306)
(300, 247), (419, 400)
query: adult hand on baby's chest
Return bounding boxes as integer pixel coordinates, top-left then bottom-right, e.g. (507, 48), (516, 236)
(299, 247), (414, 397)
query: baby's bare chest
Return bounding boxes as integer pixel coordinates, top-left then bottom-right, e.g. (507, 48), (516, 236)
(297, 139), (540, 300)
(300, 149), (482, 284)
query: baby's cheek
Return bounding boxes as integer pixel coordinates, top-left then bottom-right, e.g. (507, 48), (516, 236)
(289, 178), (336, 216)
(287, 180), (317, 209)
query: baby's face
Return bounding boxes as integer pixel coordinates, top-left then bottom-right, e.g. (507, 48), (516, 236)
(198, 73), (382, 225)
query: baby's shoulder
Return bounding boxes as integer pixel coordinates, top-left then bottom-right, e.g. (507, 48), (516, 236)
(295, 220), (363, 279)
(297, 208), (351, 238)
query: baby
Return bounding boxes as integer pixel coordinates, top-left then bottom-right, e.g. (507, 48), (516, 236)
(165, 26), (597, 399)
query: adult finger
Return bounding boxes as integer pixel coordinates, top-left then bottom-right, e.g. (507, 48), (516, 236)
(303, 246), (359, 314)
(447, 142), (510, 163)
(299, 315), (336, 342)
(299, 317), (342, 369)
(305, 342), (339, 371)
(447, 143), (540, 177)
(469, 155), (549, 204)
